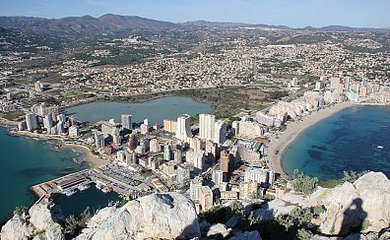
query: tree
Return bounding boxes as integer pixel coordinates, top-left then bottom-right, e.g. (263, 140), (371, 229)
(341, 170), (369, 183)
(291, 169), (318, 195)
(65, 207), (91, 238)
(14, 206), (28, 216)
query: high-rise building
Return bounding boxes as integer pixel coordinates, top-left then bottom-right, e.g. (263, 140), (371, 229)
(174, 149), (182, 164)
(186, 150), (206, 172)
(244, 167), (269, 185)
(163, 119), (177, 133)
(240, 181), (259, 200)
(199, 114), (215, 141)
(190, 177), (203, 201)
(214, 120), (227, 144)
(121, 114), (132, 130)
(212, 170), (224, 186)
(149, 139), (161, 153)
(68, 126), (80, 137)
(220, 150), (232, 173)
(176, 114), (192, 140)
(164, 143), (173, 161)
(43, 114), (53, 132)
(94, 132), (105, 149)
(128, 132), (138, 150)
(25, 113), (38, 132)
(198, 186), (213, 213)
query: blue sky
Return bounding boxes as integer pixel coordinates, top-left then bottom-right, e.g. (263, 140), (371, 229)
(0, 0), (389, 28)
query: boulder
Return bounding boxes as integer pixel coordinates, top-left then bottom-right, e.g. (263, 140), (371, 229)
(0, 214), (32, 240)
(252, 199), (296, 220)
(29, 204), (64, 240)
(206, 223), (231, 238)
(75, 192), (200, 240)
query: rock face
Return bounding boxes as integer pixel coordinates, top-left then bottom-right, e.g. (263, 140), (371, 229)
(281, 172), (390, 236)
(0, 204), (64, 240)
(75, 192), (200, 240)
(252, 198), (297, 220)
(0, 214), (33, 240)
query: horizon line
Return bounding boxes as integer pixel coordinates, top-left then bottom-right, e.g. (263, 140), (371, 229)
(1, 13), (388, 30)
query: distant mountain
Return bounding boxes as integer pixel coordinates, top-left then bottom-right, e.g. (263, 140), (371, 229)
(0, 14), (387, 38)
(0, 14), (176, 37)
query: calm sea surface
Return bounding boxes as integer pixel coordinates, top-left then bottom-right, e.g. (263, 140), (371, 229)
(64, 96), (212, 124)
(0, 97), (211, 220)
(282, 106), (390, 179)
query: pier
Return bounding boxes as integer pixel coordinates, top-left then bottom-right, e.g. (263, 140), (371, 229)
(30, 165), (155, 206)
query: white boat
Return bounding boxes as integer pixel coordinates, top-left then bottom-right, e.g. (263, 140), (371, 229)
(78, 184), (90, 191)
(377, 145), (384, 149)
(95, 183), (104, 189)
(64, 188), (77, 197)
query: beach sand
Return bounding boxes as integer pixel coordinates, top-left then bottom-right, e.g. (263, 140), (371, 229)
(63, 143), (107, 168)
(267, 101), (354, 176)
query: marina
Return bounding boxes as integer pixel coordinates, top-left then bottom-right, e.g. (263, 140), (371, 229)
(30, 164), (156, 207)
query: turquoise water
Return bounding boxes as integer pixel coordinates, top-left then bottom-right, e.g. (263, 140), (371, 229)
(282, 106), (390, 179)
(65, 96), (212, 124)
(0, 127), (84, 220)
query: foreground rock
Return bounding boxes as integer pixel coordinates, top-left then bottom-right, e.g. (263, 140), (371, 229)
(280, 172), (390, 236)
(0, 204), (64, 240)
(75, 192), (200, 240)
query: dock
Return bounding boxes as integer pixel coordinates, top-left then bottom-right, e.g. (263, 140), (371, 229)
(30, 165), (155, 206)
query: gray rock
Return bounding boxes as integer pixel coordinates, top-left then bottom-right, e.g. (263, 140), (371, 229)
(229, 230), (262, 240)
(252, 199), (296, 220)
(206, 223), (231, 238)
(75, 192), (200, 240)
(0, 214), (32, 240)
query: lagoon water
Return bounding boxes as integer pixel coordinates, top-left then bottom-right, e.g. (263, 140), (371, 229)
(65, 96), (212, 124)
(282, 106), (390, 179)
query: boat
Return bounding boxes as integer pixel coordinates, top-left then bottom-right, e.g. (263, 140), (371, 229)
(377, 145), (384, 149)
(78, 184), (90, 191)
(95, 183), (104, 189)
(101, 186), (113, 193)
(63, 188), (77, 197)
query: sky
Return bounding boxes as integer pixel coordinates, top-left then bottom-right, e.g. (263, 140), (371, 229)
(0, 0), (389, 28)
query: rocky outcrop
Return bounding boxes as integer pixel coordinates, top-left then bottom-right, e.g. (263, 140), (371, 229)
(280, 172), (390, 236)
(0, 214), (33, 240)
(75, 192), (200, 240)
(252, 198), (297, 220)
(0, 204), (64, 240)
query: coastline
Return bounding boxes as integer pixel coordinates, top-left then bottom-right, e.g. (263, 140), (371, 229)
(5, 128), (107, 169)
(267, 101), (354, 176)
(62, 143), (107, 168)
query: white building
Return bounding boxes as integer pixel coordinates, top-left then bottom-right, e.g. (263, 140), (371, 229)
(121, 114), (132, 130)
(176, 114), (192, 140)
(212, 170), (224, 186)
(43, 114), (53, 132)
(68, 125), (80, 137)
(199, 114), (215, 141)
(25, 113), (38, 132)
(244, 167), (269, 185)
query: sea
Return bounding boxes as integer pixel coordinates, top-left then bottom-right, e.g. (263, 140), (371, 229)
(282, 105), (390, 179)
(0, 96), (211, 220)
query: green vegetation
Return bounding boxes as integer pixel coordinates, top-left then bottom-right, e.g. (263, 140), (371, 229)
(341, 170), (369, 183)
(13, 206), (28, 216)
(291, 169), (318, 195)
(65, 207), (91, 239)
(140, 168), (152, 177)
(201, 202), (325, 240)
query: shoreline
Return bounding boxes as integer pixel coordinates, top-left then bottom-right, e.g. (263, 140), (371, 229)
(4, 128), (107, 169)
(267, 101), (354, 176)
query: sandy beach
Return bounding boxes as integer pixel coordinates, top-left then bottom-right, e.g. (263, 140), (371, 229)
(63, 143), (107, 168)
(267, 101), (354, 176)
